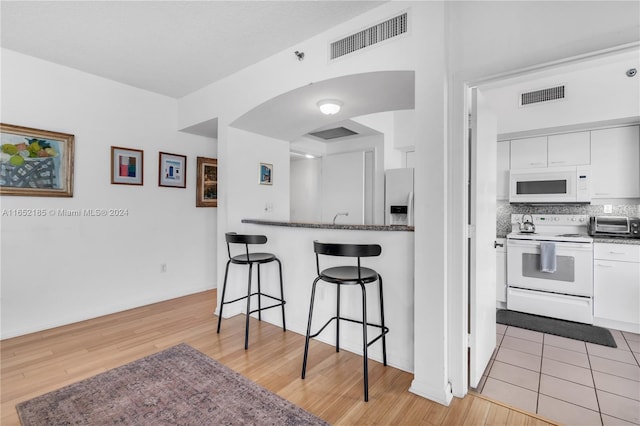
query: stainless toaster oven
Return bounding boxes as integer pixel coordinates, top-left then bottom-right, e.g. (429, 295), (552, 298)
(588, 216), (640, 238)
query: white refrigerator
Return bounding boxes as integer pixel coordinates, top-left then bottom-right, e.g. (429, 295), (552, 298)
(385, 168), (414, 226)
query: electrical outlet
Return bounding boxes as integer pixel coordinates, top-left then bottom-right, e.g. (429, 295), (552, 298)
(161, 263), (167, 273)
(603, 204), (613, 214)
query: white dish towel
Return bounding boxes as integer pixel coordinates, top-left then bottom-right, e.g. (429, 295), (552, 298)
(540, 242), (557, 273)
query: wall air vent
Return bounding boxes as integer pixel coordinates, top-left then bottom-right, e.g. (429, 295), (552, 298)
(330, 12), (408, 60)
(520, 85), (566, 106)
(308, 127), (358, 140)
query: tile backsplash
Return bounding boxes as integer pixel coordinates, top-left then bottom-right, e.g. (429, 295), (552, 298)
(496, 201), (640, 237)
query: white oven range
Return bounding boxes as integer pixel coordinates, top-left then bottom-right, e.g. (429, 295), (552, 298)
(507, 214), (594, 324)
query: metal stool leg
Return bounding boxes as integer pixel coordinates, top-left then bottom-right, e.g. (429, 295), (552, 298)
(217, 260), (232, 334)
(276, 258), (286, 331)
(244, 263), (253, 350)
(378, 274), (387, 366)
(301, 277), (320, 379)
(257, 263), (262, 321)
(360, 283), (369, 402)
(336, 284), (341, 352)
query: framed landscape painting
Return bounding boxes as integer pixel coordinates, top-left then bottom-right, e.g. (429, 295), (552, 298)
(196, 156), (217, 207)
(111, 146), (144, 185)
(0, 123), (75, 197)
(159, 152), (186, 188)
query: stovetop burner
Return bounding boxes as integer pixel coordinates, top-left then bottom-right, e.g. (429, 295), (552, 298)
(508, 214), (593, 243)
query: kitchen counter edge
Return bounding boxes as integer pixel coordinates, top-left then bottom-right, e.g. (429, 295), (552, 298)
(497, 234), (640, 245)
(242, 219), (414, 232)
(592, 236), (640, 245)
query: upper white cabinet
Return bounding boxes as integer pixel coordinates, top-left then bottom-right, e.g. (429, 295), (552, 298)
(591, 125), (640, 199)
(547, 131), (590, 166)
(510, 136), (547, 169)
(503, 125), (639, 200)
(496, 141), (510, 200)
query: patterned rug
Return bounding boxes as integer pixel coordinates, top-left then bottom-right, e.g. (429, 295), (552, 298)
(17, 343), (328, 425)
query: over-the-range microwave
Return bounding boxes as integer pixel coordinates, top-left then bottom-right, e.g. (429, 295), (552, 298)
(509, 165), (591, 204)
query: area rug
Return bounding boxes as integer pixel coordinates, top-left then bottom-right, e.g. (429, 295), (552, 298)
(16, 343), (328, 425)
(497, 309), (616, 348)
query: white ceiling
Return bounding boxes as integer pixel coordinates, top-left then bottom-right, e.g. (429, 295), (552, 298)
(231, 70), (415, 141)
(0, 1), (384, 98)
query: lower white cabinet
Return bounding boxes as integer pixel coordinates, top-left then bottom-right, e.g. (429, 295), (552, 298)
(593, 243), (640, 333)
(496, 238), (507, 306)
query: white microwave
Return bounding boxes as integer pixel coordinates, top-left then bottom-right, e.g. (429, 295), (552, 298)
(509, 166), (591, 204)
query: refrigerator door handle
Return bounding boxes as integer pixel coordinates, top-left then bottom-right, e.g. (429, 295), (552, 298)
(407, 191), (414, 226)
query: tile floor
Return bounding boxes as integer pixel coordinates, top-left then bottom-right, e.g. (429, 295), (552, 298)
(478, 324), (640, 425)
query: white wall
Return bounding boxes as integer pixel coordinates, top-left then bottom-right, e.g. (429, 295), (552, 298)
(0, 49), (218, 339)
(290, 158), (322, 222)
(352, 111), (403, 170)
(483, 52), (640, 135)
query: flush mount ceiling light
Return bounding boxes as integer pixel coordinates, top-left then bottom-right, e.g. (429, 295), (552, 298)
(317, 99), (343, 115)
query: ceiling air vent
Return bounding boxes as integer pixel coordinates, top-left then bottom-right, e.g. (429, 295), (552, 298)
(308, 127), (359, 140)
(520, 85), (566, 106)
(330, 12), (408, 60)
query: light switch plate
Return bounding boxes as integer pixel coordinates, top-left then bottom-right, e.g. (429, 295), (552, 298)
(603, 204), (613, 214)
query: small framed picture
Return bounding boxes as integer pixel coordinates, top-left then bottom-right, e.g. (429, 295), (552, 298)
(159, 152), (186, 188)
(111, 146), (143, 186)
(196, 156), (217, 207)
(259, 162), (273, 185)
(1, 123), (75, 197)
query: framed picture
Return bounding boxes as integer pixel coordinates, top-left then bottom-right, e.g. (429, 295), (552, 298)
(259, 162), (273, 185)
(0, 123), (75, 197)
(196, 156), (217, 207)
(159, 152), (186, 188)
(111, 146), (144, 185)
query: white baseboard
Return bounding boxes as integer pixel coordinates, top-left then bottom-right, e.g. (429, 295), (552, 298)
(409, 378), (454, 406)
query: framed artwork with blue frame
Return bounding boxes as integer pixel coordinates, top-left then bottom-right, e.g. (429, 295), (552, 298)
(111, 146), (143, 186)
(259, 162), (272, 185)
(159, 151), (186, 188)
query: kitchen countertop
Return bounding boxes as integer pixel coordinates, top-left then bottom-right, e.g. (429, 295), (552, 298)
(592, 236), (640, 245)
(496, 234), (640, 245)
(242, 219), (414, 232)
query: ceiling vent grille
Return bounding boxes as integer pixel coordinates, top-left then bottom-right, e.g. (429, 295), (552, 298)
(520, 85), (566, 106)
(330, 12), (408, 60)
(309, 127), (358, 140)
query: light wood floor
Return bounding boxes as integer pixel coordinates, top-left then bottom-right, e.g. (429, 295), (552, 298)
(1, 290), (558, 425)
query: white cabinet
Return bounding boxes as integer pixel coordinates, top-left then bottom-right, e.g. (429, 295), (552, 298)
(496, 238), (507, 306)
(593, 243), (640, 333)
(591, 125), (640, 199)
(547, 131), (590, 166)
(496, 141), (510, 200)
(510, 136), (547, 169)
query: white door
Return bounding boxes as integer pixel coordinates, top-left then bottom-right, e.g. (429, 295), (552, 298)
(469, 88), (498, 388)
(321, 151), (365, 225)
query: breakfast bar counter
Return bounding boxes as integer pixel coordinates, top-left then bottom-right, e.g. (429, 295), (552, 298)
(241, 219), (414, 232)
(222, 219), (416, 373)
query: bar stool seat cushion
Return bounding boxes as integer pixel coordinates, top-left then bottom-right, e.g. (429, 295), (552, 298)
(320, 266), (378, 284)
(230, 252), (276, 264)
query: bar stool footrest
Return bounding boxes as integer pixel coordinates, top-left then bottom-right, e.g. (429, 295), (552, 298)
(220, 292), (286, 307)
(309, 316), (389, 347)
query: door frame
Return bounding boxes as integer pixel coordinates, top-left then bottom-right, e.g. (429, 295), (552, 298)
(447, 42), (639, 397)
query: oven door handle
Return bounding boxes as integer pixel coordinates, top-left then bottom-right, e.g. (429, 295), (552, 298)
(507, 239), (593, 250)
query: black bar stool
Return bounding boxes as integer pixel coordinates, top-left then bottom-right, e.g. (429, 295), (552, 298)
(301, 241), (389, 402)
(216, 232), (286, 349)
